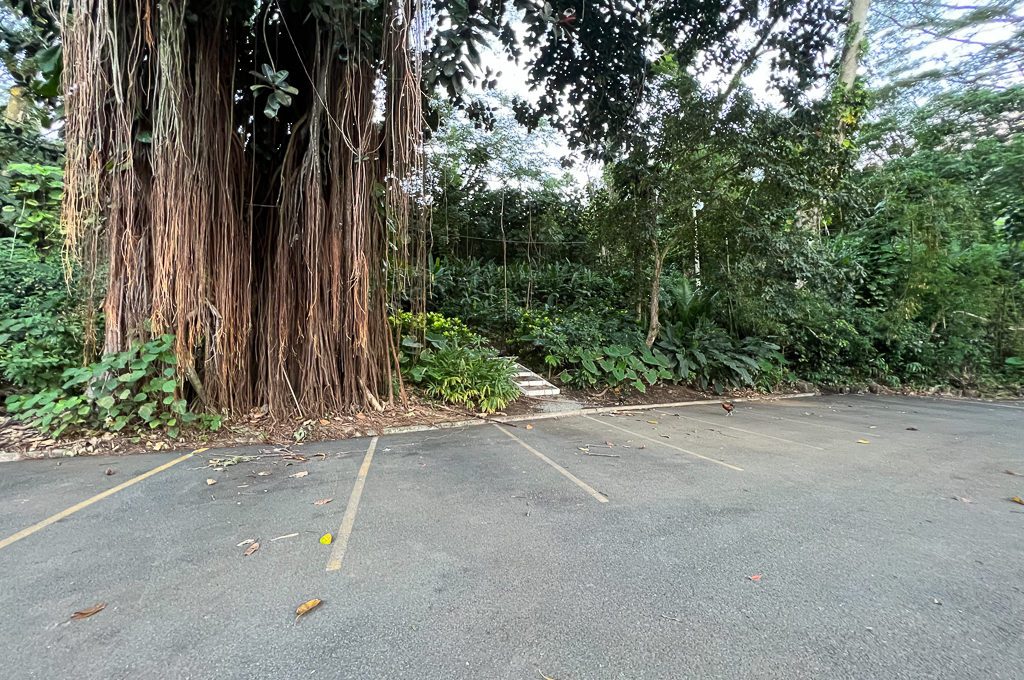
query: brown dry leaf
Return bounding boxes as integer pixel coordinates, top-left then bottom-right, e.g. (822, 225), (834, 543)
(295, 598), (322, 621)
(1011, 496), (1024, 506)
(313, 498), (333, 506)
(319, 419), (330, 425)
(206, 478), (217, 486)
(71, 603), (106, 620)
(243, 542), (260, 557)
(525, 424), (534, 430)
(289, 470), (309, 479)
(284, 454), (308, 462)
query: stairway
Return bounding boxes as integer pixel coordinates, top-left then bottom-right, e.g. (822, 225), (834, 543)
(511, 362), (561, 397)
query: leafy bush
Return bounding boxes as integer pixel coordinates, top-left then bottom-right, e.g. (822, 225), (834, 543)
(391, 311), (519, 413)
(406, 345), (519, 413)
(0, 239), (83, 392)
(511, 307), (641, 372)
(390, 311), (484, 353)
(560, 342), (673, 392)
(657, 319), (785, 392)
(0, 163), (63, 249)
(6, 334), (220, 438)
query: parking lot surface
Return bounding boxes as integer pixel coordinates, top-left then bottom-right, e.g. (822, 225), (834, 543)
(1, 395), (1022, 679)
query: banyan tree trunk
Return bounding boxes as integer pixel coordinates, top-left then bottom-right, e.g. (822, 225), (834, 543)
(59, 0), (426, 416)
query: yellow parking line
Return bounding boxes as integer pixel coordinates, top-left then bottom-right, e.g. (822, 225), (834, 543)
(584, 415), (743, 471)
(326, 437), (378, 572)
(494, 424), (608, 503)
(0, 451), (196, 552)
(653, 410), (825, 451)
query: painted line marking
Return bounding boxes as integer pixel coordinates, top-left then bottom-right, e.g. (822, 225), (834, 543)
(862, 395), (1024, 412)
(739, 409), (882, 439)
(326, 437), (378, 572)
(494, 424), (608, 503)
(652, 410), (825, 451)
(0, 451), (195, 552)
(584, 415), (743, 472)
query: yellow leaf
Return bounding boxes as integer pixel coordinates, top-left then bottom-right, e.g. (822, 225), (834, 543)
(1011, 496), (1024, 506)
(71, 603), (106, 620)
(647, 420), (658, 424)
(857, 439), (870, 444)
(295, 598), (322, 620)
(320, 533), (333, 545)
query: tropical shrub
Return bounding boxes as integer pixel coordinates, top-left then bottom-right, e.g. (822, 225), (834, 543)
(0, 239), (82, 393)
(0, 163), (63, 249)
(6, 334), (220, 438)
(405, 345), (519, 413)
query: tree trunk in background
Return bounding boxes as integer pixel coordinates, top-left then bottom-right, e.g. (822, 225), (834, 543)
(645, 242), (664, 348)
(839, 0), (872, 92)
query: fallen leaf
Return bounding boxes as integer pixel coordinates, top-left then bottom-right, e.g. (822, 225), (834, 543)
(660, 434), (670, 439)
(647, 420), (658, 424)
(289, 470), (309, 479)
(1011, 496), (1024, 506)
(577, 446), (590, 452)
(313, 498), (333, 506)
(236, 538), (255, 547)
(856, 439), (870, 444)
(104, 468), (115, 476)
(206, 478), (217, 486)
(71, 603), (106, 620)
(319, 419), (330, 425)
(605, 440), (614, 447)
(1005, 470), (1022, 477)
(906, 427), (919, 431)
(243, 542), (260, 557)
(747, 574), (762, 582)
(295, 598), (322, 621)
(320, 533), (333, 545)
(284, 454), (308, 462)
(256, 471), (271, 476)
(525, 424), (534, 430)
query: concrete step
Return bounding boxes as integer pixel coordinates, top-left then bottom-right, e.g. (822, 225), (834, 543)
(509, 360), (560, 397)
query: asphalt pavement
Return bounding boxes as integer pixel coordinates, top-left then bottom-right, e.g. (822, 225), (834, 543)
(1, 394), (1022, 679)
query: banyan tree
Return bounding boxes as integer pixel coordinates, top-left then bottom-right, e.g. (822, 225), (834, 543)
(55, 0), (842, 415)
(61, 0), (432, 415)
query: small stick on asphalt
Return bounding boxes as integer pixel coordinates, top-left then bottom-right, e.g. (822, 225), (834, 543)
(583, 452), (621, 458)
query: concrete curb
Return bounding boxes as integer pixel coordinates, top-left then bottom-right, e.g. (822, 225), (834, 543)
(1, 392), (818, 463)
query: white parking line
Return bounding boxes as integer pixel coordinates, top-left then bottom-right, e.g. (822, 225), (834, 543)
(494, 424), (608, 503)
(652, 410), (826, 451)
(584, 415), (743, 471)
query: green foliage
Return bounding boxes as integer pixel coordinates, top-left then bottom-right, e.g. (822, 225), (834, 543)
(0, 238), (82, 392)
(406, 344), (520, 414)
(656, 320), (786, 393)
(1, 162), (63, 248)
(391, 311), (518, 413)
(6, 335), (220, 439)
(561, 343), (673, 393)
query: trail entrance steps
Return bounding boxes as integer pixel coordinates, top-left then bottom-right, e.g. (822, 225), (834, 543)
(510, 362), (561, 397)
